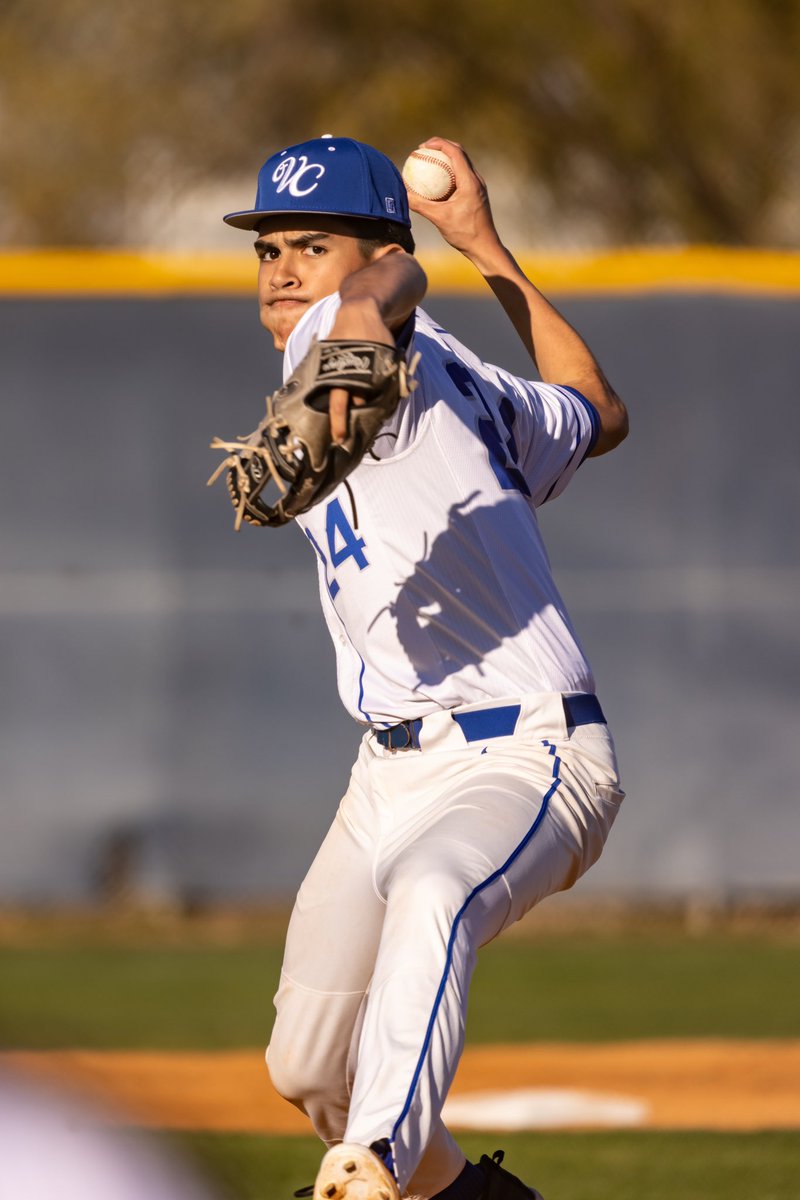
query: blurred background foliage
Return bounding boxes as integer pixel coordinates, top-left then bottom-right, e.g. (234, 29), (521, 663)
(1, 0), (799, 248)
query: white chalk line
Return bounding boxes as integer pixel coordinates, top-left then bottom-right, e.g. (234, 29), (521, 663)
(443, 1086), (650, 1130)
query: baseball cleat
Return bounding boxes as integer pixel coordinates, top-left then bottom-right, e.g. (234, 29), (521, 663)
(312, 1143), (401, 1200)
(477, 1150), (544, 1200)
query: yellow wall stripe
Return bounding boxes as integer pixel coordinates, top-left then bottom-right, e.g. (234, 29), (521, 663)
(1, 246), (799, 296)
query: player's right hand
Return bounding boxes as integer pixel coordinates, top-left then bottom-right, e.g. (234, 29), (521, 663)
(407, 138), (501, 259)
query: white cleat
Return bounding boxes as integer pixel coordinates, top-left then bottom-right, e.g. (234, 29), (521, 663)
(313, 1144), (401, 1200)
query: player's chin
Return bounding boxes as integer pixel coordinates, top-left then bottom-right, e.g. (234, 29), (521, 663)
(260, 301), (306, 349)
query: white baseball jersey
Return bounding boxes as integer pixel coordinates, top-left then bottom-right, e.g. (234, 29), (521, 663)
(284, 294), (600, 726)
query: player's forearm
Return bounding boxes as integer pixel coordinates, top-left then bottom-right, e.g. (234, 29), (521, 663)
(466, 239), (591, 379)
(327, 250), (427, 444)
(467, 238), (628, 455)
(335, 250), (427, 339)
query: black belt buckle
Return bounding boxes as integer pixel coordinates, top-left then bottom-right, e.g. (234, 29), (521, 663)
(376, 719), (421, 751)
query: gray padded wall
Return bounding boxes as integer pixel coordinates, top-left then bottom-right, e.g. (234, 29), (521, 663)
(1, 293), (798, 901)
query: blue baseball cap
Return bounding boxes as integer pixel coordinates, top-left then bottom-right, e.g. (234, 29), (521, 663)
(223, 135), (411, 230)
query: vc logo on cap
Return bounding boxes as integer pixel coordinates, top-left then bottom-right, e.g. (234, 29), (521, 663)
(272, 155), (326, 197)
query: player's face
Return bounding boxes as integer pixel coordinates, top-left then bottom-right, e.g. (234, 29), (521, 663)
(255, 216), (376, 350)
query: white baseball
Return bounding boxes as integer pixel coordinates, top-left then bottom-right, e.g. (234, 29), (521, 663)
(401, 148), (456, 202)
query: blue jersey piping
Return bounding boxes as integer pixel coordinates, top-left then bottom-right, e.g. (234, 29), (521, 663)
(562, 385), (601, 462)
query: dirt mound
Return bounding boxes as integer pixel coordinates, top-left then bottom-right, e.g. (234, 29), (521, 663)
(4, 1040), (799, 1133)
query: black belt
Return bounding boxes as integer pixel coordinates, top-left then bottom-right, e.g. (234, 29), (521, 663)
(374, 693), (605, 751)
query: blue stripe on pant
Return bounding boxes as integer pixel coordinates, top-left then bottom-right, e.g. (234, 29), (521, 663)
(388, 742), (562, 1163)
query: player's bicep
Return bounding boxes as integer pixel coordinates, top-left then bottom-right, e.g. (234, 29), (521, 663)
(512, 381), (600, 505)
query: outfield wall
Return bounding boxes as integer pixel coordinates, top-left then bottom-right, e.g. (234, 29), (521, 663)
(2, 252), (799, 903)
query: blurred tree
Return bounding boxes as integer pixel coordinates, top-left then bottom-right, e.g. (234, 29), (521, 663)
(0, 0), (798, 245)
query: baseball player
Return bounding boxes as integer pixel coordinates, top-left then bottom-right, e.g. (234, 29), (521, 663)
(221, 134), (628, 1200)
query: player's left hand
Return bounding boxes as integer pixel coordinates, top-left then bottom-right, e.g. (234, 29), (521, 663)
(208, 335), (413, 528)
(406, 137), (501, 259)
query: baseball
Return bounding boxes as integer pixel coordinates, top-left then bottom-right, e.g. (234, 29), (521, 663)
(401, 148), (456, 201)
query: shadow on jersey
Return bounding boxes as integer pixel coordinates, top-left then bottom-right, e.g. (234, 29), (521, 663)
(370, 492), (564, 689)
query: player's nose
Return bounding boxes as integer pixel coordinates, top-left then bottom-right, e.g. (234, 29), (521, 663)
(269, 255), (301, 289)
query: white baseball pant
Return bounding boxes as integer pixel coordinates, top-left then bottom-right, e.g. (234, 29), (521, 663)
(266, 692), (624, 1197)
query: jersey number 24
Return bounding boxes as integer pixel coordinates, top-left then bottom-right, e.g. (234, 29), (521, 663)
(305, 497), (368, 600)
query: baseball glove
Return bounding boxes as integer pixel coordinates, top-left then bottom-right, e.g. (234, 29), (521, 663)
(208, 339), (416, 528)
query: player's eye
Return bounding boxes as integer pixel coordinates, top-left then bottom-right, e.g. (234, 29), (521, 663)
(256, 246), (279, 261)
(305, 244), (326, 256)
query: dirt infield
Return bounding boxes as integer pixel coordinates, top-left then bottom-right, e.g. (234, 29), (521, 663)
(4, 1041), (799, 1133)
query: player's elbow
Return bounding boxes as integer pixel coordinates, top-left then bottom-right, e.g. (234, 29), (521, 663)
(397, 249), (428, 304)
(605, 394), (630, 447)
(590, 390), (628, 457)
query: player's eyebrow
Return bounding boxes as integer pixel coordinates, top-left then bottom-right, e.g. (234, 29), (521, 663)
(253, 231), (332, 252)
(287, 232), (331, 247)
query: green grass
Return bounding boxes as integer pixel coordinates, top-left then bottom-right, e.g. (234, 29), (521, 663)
(2, 929), (798, 1198)
(468, 935), (800, 1041)
(0, 932), (798, 1049)
(176, 1131), (800, 1200)
(0, 944), (284, 1049)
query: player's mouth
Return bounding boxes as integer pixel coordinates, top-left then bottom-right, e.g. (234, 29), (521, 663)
(268, 296), (307, 308)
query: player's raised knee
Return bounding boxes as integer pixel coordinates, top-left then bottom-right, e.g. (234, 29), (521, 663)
(266, 1038), (337, 1106)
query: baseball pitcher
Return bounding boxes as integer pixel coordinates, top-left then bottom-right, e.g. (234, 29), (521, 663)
(212, 134), (629, 1200)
